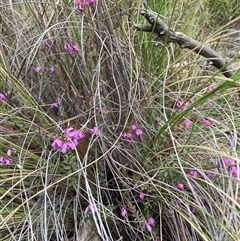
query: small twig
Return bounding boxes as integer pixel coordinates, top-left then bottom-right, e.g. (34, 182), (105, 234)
(135, 2), (235, 78)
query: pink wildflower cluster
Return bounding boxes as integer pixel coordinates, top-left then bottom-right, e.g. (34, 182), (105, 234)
(174, 170), (200, 213)
(64, 43), (80, 55)
(0, 147), (15, 165)
(206, 85), (220, 96)
(204, 158), (239, 179)
(184, 118), (212, 130)
(51, 127), (86, 154)
(176, 98), (195, 111)
(176, 181), (196, 193)
(35, 65), (55, 73)
(174, 160), (239, 214)
(35, 42), (80, 73)
(177, 95), (213, 130)
(35, 43), (54, 73)
(173, 198), (202, 214)
(142, 217), (155, 232)
(0, 91), (10, 101)
(51, 126), (101, 154)
(184, 119), (212, 130)
(76, 0), (95, 12)
(176, 170), (198, 191)
(123, 124), (143, 140)
(0, 156), (13, 164)
(222, 158), (240, 178)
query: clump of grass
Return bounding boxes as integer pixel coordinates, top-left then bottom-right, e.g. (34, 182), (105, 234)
(1, 0), (240, 241)
(204, 0), (240, 26)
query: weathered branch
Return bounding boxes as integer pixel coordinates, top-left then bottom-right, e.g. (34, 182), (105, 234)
(135, 2), (235, 78)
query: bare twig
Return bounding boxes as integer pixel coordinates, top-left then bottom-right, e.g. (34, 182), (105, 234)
(135, 1), (235, 78)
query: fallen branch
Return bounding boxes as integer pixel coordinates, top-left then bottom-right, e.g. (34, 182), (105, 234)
(135, 1), (235, 78)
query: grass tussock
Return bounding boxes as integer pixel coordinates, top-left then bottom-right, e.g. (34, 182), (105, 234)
(0, 0), (240, 240)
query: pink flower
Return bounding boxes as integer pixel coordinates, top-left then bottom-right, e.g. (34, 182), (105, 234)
(97, 108), (103, 116)
(177, 183), (184, 191)
(203, 119), (211, 127)
(0, 93), (6, 100)
(121, 208), (127, 217)
(65, 127), (76, 138)
(84, 203), (97, 215)
(50, 102), (58, 109)
(229, 166), (240, 178)
(90, 126), (101, 136)
(185, 119), (191, 130)
(123, 132), (132, 140)
(135, 129), (143, 136)
(50, 66), (55, 73)
(223, 158), (231, 166)
(73, 44), (80, 52)
(76, 0), (95, 5)
(5, 158), (13, 165)
(71, 138), (78, 146)
(74, 131), (86, 140)
(131, 125), (137, 131)
(0, 91), (11, 100)
(0, 156), (13, 164)
(64, 43), (74, 54)
(64, 43), (71, 50)
(0, 156), (5, 163)
(35, 66), (42, 73)
(44, 43), (51, 50)
(142, 217), (155, 233)
(65, 128), (86, 143)
(51, 135), (77, 154)
(176, 101), (187, 110)
(147, 217), (155, 226)
(51, 139), (63, 150)
(145, 223), (152, 232)
(79, 95), (85, 100)
(189, 98), (194, 103)
(189, 98), (196, 111)
(207, 86), (214, 91)
(5, 91), (10, 97)
(190, 170), (198, 178)
(139, 192), (145, 200)
(75, 0), (84, 12)
(61, 141), (76, 154)
(191, 107), (196, 112)
(7, 149), (12, 156)
(50, 99), (59, 109)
